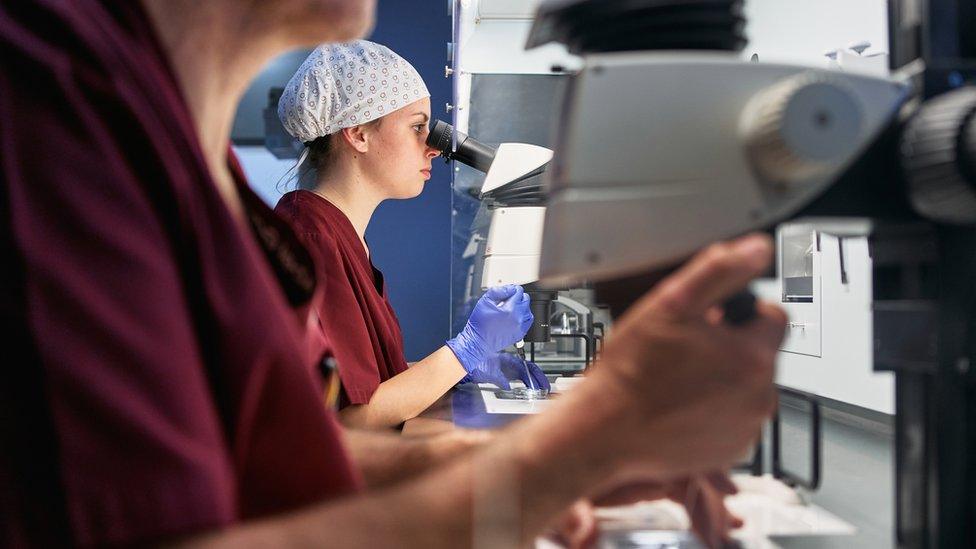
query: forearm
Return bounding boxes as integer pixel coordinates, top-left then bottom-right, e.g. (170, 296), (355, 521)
(343, 428), (449, 488)
(171, 378), (627, 549)
(165, 446), (467, 548)
(168, 476), (466, 548)
(339, 346), (464, 429)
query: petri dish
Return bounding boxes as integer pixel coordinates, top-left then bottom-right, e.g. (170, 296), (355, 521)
(496, 387), (550, 400)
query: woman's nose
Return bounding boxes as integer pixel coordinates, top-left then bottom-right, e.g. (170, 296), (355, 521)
(425, 146), (440, 160)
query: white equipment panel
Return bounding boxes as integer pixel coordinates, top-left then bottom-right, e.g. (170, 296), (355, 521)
(754, 229), (893, 414)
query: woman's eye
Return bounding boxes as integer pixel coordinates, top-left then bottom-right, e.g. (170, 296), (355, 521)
(413, 124), (426, 134)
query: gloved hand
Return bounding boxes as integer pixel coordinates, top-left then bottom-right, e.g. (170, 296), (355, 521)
(446, 284), (533, 373)
(464, 352), (551, 391)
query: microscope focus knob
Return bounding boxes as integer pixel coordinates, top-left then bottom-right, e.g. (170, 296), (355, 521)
(742, 74), (864, 186)
(901, 86), (976, 224)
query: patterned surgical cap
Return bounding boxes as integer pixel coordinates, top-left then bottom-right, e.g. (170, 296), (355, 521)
(278, 40), (431, 143)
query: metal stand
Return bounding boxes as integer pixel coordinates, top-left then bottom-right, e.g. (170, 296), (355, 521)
(549, 332), (593, 367)
(771, 388), (823, 491)
(530, 333), (595, 369)
(871, 224), (976, 548)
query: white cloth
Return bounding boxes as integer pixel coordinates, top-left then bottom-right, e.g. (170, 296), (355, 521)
(278, 40), (430, 143)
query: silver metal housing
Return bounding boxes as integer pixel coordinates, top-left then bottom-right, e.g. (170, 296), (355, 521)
(538, 52), (910, 287)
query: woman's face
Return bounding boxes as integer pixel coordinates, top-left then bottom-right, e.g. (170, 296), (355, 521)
(361, 97), (440, 199)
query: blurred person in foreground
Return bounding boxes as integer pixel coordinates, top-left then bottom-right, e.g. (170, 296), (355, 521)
(0, 1), (786, 547)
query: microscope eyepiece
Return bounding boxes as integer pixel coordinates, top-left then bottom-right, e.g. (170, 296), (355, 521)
(427, 120), (454, 156)
(426, 120), (497, 173)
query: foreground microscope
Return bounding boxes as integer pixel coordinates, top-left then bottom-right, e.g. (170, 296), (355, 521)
(526, 0), (976, 547)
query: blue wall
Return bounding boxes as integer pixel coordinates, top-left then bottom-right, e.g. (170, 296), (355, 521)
(364, 3), (453, 360)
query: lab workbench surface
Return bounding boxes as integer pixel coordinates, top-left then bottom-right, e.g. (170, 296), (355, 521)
(402, 381), (889, 549)
(401, 378), (572, 436)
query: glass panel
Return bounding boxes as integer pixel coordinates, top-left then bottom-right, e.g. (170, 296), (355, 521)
(781, 225), (817, 303)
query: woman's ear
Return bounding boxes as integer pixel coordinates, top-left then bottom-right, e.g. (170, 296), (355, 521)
(340, 125), (370, 154)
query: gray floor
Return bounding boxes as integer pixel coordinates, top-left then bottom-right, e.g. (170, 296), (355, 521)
(771, 402), (894, 548)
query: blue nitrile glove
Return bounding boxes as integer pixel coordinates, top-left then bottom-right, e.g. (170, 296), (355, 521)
(464, 352), (551, 391)
(447, 284), (534, 374)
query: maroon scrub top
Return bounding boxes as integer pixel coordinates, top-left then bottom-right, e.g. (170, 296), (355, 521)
(0, 2), (361, 547)
(275, 191), (410, 407)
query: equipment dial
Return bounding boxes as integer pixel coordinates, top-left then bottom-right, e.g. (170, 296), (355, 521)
(901, 87), (976, 225)
(741, 74), (864, 186)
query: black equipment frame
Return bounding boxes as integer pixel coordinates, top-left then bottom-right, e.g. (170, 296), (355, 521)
(886, 2), (976, 547)
(529, 332), (593, 367)
(771, 388), (823, 491)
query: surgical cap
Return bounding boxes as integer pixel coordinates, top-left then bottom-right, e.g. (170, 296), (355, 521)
(278, 40), (431, 143)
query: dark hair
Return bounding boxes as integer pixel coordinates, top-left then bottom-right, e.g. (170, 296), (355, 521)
(296, 134), (335, 191)
(293, 117), (384, 191)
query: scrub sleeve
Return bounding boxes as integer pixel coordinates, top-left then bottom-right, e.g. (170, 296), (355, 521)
(275, 190), (410, 407)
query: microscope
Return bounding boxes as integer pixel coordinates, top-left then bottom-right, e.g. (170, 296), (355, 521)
(427, 120), (603, 367)
(527, 0), (976, 547)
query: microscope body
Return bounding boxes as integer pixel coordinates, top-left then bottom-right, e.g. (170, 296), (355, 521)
(527, 0), (976, 546)
(538, 54), (912, 288)
(428, 121), (568, 347)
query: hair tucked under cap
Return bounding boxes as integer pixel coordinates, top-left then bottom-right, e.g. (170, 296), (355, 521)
(278, 40), (431, 143)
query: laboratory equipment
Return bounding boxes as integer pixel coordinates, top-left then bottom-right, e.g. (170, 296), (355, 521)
(429, 119), (606, 362)
(527, 0), (976, 546)
(427, 120), (552, 297)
